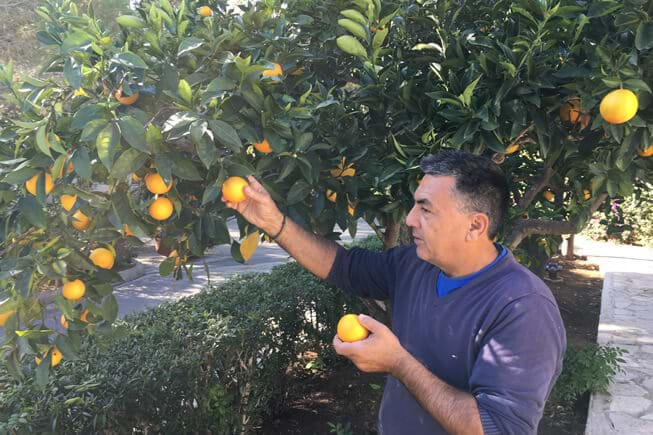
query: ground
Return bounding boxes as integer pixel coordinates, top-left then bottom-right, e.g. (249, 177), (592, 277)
(262, 256), (603, 435)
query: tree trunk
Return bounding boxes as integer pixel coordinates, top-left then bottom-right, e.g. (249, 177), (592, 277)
(565, 234), (575, 259)
(400, 221), (414, 245)
(383, 221), (400, 249)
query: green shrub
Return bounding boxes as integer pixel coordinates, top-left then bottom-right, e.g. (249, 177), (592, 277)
(347, 234), (384, 252)
(0, 262), (363, 434)
(582, 185), (653, 247)
(549, 344), (626, 405)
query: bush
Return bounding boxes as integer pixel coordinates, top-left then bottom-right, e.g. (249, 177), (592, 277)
(549, 344), (626, 406)
(0, 262), (363, 434)
(582, 186), (653, 247)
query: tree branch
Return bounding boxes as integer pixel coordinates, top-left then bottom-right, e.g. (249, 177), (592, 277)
(506, 193), (608, 249)
(516, 166), (555, 210)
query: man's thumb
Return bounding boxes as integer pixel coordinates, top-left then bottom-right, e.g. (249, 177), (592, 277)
(358, 314), (383, 333)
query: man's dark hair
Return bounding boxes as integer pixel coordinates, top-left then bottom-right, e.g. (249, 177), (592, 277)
(420, 150), (510, 239)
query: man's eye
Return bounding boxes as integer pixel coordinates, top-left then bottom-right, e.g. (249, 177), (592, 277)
(421, 208), (430, 213)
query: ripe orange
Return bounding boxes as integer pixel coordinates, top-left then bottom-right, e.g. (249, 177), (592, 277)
(55, 161), (74, 178)
(62, 279), (86, 300)
(221, 176), (249, 203)
(123, 224), (134, 236)
(145, 173), (173, 194)
(35, 347), (62, 367)
(60, 194), (77, 211)
(326, 189), (337, 202)
(199, 5), (213, 16)
(0, 309), (15, 327)
(25, 172), (54, 195)
(560, 98), (581, 124)
(72, 210), (91, 231)
(254, 139), (272, 153)
(337, 314), (369, 342)
(600, 89), (638, 124)
(80, 309), (89, 323)
(330, 160), (356, 178)
(637, 144), (653, 157)
(90, 247), (115, 269)
(60, 314), (69, 329)
(584, 190), (591, 201)
(114, 89), (140, 105)
(504, 144), (520, 154)
(262, 63), (283, 78)
(543, 191), (555, 202)
(348, 204), (355, 216)
(149, 197), (174, 220)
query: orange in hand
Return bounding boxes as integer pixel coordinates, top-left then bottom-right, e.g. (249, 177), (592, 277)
(337, 314), (369, 342)
(222, 176), (249, 203)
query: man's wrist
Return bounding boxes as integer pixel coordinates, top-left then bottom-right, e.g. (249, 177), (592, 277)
(390, 347), (412, 379)
(267, 211), (286, 240)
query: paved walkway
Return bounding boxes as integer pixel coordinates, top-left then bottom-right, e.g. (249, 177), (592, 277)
(571, 237), (653, 434)
(113, 220), (375, 318)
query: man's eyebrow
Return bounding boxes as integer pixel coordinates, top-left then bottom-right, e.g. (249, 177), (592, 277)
(416, 198), (432, 206)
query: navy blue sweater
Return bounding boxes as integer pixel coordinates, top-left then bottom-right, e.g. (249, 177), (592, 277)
(326, 244), (566, 434)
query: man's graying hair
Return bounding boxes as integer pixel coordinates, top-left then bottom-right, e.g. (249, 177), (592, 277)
(420, 150), (510, 239)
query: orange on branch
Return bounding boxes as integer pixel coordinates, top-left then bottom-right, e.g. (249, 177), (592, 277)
(114, 89), (139, 105)
(254, 139), (272, 154)
(35, 347), (62, 367)
(149, 197), (174, 221)
(62, 279), (86, 300)
(600, 89), (638, 124)
(25, 172), (54, 196)
(145, 173), (173, 194)
(637, 144), (653, 157)
(71, 210), (90, 231)
(262, 63), (283, 78)
(199, 6), (213, 17)
(60, 194), (77, 211)
(89, 247), (115, 270)
(560, 98), (581, 124)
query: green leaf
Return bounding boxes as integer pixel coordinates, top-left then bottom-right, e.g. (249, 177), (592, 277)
(113, 52), (148, 69)
(81, 119), (109, 143)
(118, 116), (148, 152)
(111, 187), (147, 234)
(208, 120), (242, 152)
(71, 147), (92, 180)
(587, 1), (622, 18)
(18, 197), (47, 228)
(96, 123), (120, 170)
(372, 27), (388, 50)
(35, 355), (50, 387)
(102, 294), (119, 322)
(635, 21), (653, 51)
(159, 257), (176, 276)
(72, 105), (106, 130)
(340, 9), (368, 25)
(287, 180), (311, 204)
(60, 31), (93, 54)
(171, 155), (202, 181)
(35, 125), (53, 158)
(110, 149), (148, 179)
(191, 122), (218, 169)
(55, 334), (79, 360)
(116, 15), (147, 28)
(338, 19), (368, 41)
(230, 240), (245, 264)
(460, 76), (482, 107)
(64, 56), (82, 89)
(178, 37), (204, 57)
(624, 79), (652, 94)
(178, 79), (192, 104)
(336, 35), (368, 59)
(145, 124), (163, 153)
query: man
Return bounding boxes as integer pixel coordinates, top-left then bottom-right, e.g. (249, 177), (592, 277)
(223, 150), (566, 434)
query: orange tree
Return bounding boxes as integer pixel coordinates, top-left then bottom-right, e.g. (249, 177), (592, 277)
(1, 0), (653, 381)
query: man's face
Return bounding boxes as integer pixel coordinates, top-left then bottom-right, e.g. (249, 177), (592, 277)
(405, 175), (472, 267)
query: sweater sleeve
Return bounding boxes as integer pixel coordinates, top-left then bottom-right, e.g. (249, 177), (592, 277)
(470, 294), (566, 434)
(325, 245), (400, 301)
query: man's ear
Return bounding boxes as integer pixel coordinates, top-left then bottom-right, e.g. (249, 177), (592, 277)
(466, 213), (490, 241)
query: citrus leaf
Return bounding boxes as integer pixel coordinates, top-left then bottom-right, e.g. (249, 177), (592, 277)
(178, 79), (192, 104)
(18, 197), (47, 228)
(35, 125), (52, 158)
(55, 334), (79, 360)
(110, 148), (148, 179)
(64, 56), (82, 89)
(338, 19), (368, 41)
(230, 240), (245, 264)
(116, 15), (147, 28)
(635, 21), (653, 51)
(336, 35), (368, 58)
(340, 9), (368, 25)
(96, 123), (120, 170)
(208, 120), (242, 152)
(118, 116), (148, 152)
(178, 37), (204, 57)
(113, 52), (148, 69)
(71, 147), (92, 180)
(60, 31), (93, 54)
(239, 230), (260, 262)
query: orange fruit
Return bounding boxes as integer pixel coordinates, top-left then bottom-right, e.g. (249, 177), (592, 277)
(100, 36), (112, 45)
(145, 173), (173, 194)
(55, 161), (74, 178)
(71, 210), (91, 231)
(62, 279), (86, 300)
(543, 191), (555, 202)
(560, 98), (581, 124)
(326, 189), (337, 203)
(0, 309), (16, 327)
(199, 5), (213, 16)
(637, 144), (653, 157)
(584, 190), (591, 201)
(330, 160), (356, 178)
(25, 172), (54, 196)
(600, 89), (638, 124)
(221, 176), (249, 203)
(254, 139), (272, 154)
(89, 247), (115, 269)
(80, 309), (89, 323)
(132, 173), (142, 182)
(348, 204), (355, 216)
(149, 197), (174, 220)
(123, 224), (134, 236)
(60, 194), (77, 211)
(504, 144), (520, 155)
(35, 347), (62, 367)
(60, 314), (69, 329)
(262, 63), (283, 78)
(114, 89), (140, 105)
(337, 314), (369, 342)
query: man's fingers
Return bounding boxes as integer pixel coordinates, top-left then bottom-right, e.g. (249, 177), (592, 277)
(357, 314), (385, 334)
(247, 175), (265, 192)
